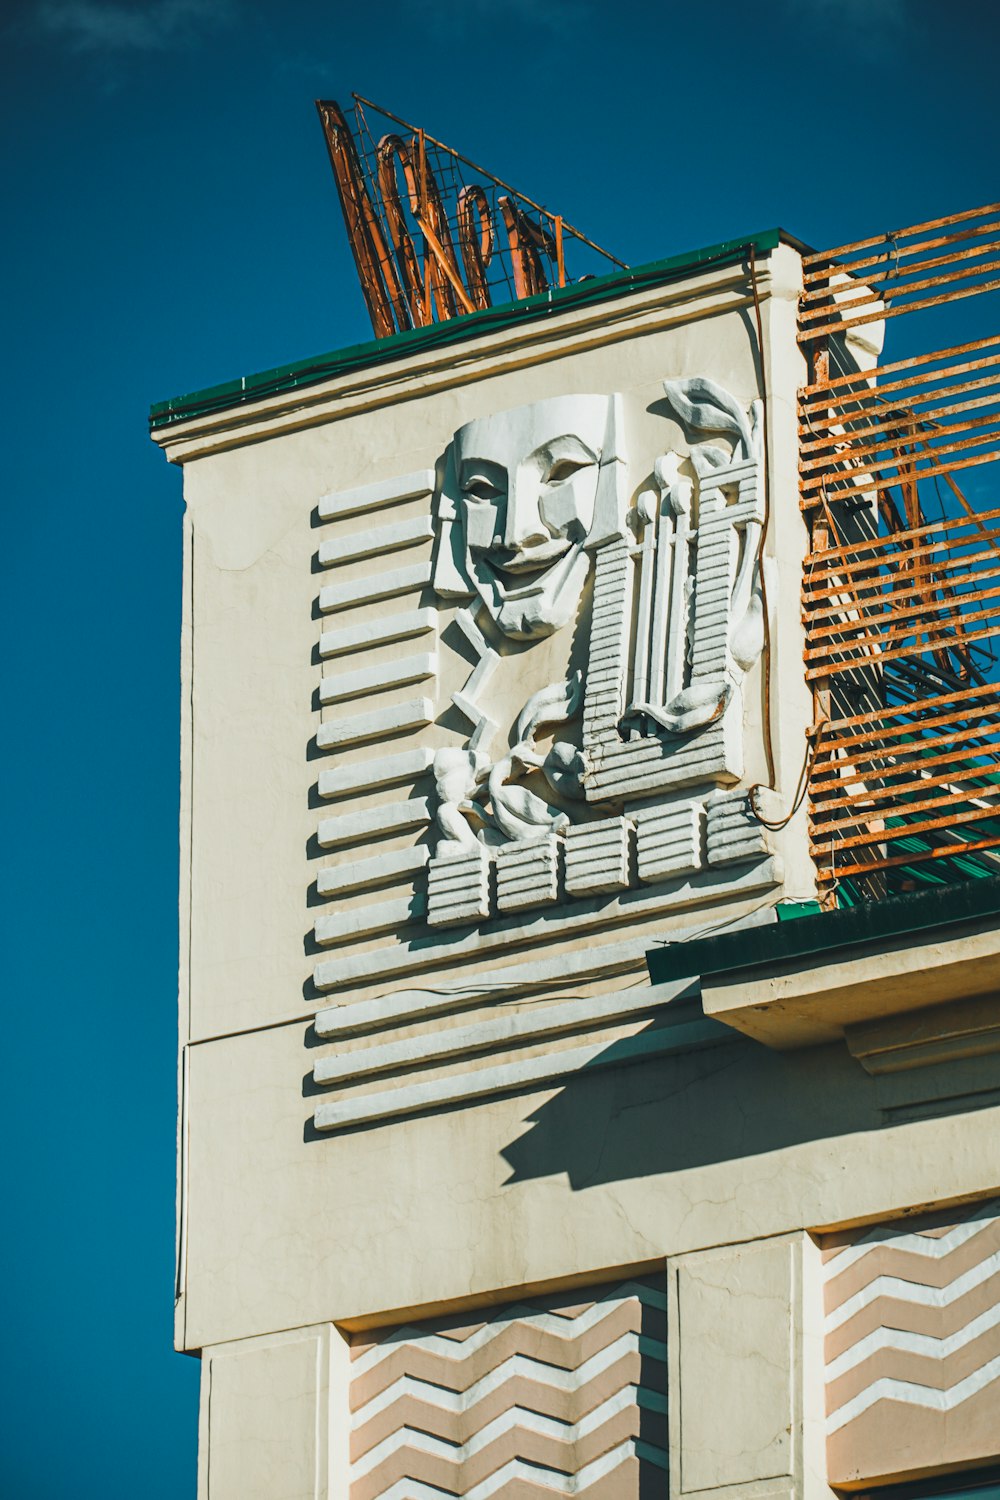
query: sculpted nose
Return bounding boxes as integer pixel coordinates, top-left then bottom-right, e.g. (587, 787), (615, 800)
(504, 473), (547, 551)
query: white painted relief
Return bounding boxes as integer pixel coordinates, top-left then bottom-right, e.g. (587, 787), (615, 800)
(310, 379), (778, 967)
(622, 379), (764, 736)
(583, 378), (766, 802)
(419, 379), (772, 927)
(432, 394), (625, 640)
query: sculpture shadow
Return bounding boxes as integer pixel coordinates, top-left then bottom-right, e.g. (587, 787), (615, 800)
(500, 1004), (885, 1191)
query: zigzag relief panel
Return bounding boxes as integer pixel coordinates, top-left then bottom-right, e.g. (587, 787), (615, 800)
(821, 1199), (1000, 1487)
(348, 1277), (668, 1498)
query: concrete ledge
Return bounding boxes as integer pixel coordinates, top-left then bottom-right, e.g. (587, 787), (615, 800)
(845, 993), (1000, 1076)
(700, 921), (1000, 1049)
(647, 878), (1000, 1051)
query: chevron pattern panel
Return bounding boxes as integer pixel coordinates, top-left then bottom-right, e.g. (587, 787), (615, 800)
(348, 1277), (668, 1498)
(822, 1198), (1000, 1486)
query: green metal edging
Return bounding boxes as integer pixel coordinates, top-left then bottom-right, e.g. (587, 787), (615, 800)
(149, 227), (787, 430)
(646, 874), (1000, 988)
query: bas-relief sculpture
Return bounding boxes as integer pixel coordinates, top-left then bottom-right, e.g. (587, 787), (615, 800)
(424, 377), (772, 926)
(309, 374), (780, 1129)
(435, 394), (617, 642)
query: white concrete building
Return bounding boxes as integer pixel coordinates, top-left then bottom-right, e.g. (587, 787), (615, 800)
(152, 226), (1000, 1500)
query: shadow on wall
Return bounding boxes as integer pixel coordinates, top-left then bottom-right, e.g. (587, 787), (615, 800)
(498, 1007), (917, 1191)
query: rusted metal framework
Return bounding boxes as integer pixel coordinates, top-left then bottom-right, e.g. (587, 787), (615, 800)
(798, 201), (1000, 900)
(317, 95), (626, 339)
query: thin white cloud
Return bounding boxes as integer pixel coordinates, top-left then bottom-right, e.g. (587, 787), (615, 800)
(32, 0), (237, 52)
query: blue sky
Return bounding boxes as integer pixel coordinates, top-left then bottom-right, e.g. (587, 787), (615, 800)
(2, 0), (998, 1494)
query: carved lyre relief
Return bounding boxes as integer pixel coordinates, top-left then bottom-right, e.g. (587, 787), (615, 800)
(624, 379), (764, 736)
(424, 378), (772, 926)
(583, 377), (766, 804)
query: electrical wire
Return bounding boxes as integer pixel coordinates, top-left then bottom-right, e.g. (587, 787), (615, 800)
(751, 719), (829, 832)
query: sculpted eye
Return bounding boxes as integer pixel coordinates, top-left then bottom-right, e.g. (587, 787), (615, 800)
(547, 458), (592, 484)
(463, 477), (500, 501)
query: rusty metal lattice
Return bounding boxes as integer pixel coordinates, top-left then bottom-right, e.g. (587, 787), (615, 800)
(799, 200), (1000, 898)
(799, 201), (1000, 342)
(800, 337), (1000, 510)
(316, 95), (626, 340)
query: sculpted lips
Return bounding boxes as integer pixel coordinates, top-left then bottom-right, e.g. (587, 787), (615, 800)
(479, 539), (573, 592)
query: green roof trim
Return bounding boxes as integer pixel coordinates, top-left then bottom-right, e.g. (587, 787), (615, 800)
(150, 227), (788, 430)
(646, 873), (1000, 987)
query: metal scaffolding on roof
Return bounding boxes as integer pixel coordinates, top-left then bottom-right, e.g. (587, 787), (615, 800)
(798, 200), (1000, 900)
(316, 95), (627, 340)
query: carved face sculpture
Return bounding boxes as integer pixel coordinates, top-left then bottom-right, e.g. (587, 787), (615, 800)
(448, 395), (612, 639)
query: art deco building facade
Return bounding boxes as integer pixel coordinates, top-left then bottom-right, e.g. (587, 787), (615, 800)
(152, 209), (1000, 1499)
